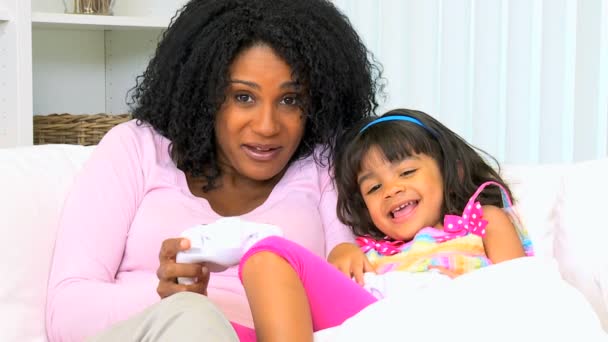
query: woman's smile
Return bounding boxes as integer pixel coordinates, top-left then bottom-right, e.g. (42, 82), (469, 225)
(241, 144), (283, 162)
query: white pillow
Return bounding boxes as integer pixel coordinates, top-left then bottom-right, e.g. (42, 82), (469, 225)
(0, 144), (93, 342)
(316, 257), (607, 341)
(501, 163), (566, 258)
(554, 157), (608, 332)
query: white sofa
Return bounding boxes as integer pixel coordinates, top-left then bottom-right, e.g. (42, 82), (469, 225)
(1, 144), (607, 342)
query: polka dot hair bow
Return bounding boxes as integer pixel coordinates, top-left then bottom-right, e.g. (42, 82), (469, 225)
(443, 200), (488, 238)
(356, 236), (405, 256)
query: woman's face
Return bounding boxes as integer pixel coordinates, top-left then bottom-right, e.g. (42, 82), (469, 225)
(215, 44), (306, 183)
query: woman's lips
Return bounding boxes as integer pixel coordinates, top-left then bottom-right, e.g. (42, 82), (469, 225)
(242, 145), (281, 161)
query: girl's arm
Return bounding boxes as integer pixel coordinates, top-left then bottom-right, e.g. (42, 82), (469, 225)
(481, 205), (526, 263)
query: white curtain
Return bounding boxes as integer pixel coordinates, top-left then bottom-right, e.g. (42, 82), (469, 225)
(333, 0), (608, 164)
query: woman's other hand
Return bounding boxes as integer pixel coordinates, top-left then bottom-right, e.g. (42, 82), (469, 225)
(156, 238), (210, 298)
(328, 243), (375, 286)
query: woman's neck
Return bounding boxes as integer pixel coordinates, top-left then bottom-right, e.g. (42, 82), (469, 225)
(186, 168), (286, 217)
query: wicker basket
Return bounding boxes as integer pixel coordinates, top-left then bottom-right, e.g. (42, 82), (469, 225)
(33, 113), (132, 146)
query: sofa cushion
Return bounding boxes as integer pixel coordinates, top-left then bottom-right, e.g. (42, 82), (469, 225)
(0, 144), (94, 342)
(1, 143), (605, 340)
(554, 157), (608, 331)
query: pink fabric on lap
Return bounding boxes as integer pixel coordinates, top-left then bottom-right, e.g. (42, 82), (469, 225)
(230, 322), (256, 342)
(238, 236), (377, 337)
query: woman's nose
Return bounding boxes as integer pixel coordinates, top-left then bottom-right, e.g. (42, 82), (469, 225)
(251, 104), (280, 136)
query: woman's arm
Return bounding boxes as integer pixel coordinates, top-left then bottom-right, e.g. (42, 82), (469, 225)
(481, 205), (526, 263)
(317, 165), (374, 283)
(317, 164), (356, 254)
(45, 123), (157, 342)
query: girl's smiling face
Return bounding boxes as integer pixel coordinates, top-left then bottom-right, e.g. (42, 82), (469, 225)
(357, 146), (444, 241)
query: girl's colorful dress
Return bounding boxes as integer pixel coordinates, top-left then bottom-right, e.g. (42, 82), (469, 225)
(357, 181), (534, 276)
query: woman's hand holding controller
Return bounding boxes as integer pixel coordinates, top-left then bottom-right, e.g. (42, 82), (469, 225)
(156, 238), (210, 298)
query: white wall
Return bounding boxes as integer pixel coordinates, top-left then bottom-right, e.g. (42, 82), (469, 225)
(334, 0), (608, 164)
(0, 0), (33, 147)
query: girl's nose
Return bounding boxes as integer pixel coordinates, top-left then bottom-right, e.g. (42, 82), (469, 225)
(251, 104), (280, 136)
(384, 182), (403, 198)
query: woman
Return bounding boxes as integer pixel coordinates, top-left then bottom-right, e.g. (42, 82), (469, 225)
(45, 0), (382, 341)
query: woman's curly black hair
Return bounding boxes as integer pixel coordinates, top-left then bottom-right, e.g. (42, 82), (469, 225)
(334, 109), (514, 239)
(129, 0), (383, 191)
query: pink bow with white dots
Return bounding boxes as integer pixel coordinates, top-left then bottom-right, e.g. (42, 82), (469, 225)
(443, 200), (488, 238)
(356, 236), (405, 256)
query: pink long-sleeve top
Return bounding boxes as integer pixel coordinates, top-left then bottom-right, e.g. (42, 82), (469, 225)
(45, 120), (355, 342)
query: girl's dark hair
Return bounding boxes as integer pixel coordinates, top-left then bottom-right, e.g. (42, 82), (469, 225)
(129, 0), (382, 190)
(334, 108), (513, 239)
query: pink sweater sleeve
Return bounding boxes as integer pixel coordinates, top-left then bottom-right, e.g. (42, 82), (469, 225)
(46, 124), (158, 342)
(317, 163), (355, 255)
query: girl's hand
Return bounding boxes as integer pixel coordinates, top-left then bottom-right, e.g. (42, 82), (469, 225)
(156, 238), (211, 298)
(328, 242), (375, 285)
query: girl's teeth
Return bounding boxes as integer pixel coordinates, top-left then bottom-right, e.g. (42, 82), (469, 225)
(391, 200), (417, 219)
(393, 201), (413, 213)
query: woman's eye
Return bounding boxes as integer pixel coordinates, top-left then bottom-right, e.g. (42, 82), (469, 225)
(235, 94), (253, 103)
(280, 95), (299, 106)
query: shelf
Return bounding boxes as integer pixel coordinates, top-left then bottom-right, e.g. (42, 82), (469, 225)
(0, 8), (10, 22)
(31, 12), (169, 30)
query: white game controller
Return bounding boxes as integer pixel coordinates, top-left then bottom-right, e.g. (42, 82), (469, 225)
(176, 217), (283, 285)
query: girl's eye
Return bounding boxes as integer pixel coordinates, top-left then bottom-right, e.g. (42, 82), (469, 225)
(280, 95), (299, 106)
(400, 169), (416, 177)
(366, 184), (381, 195)
(235, 94), (253, 103)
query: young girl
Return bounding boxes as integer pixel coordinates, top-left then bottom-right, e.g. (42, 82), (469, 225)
(235, 109), (534, 342)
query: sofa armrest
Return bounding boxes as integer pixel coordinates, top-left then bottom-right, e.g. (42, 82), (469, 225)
(554, 157), (608, 331)
(0, 144), (94, 342)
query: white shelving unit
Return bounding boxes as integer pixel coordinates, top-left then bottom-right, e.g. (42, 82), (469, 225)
(0, 0), (187, 148)
(32, 12), (170, 30)
(0, 8), (10, 21)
